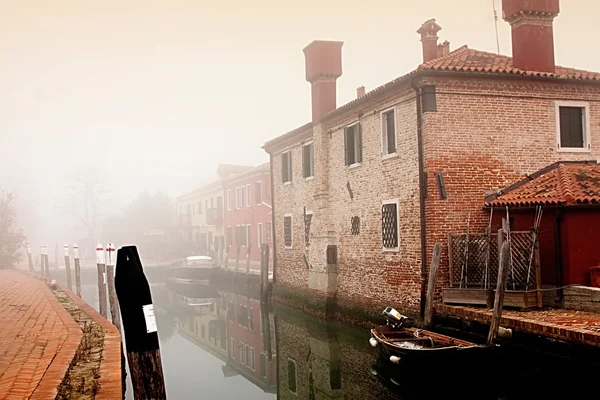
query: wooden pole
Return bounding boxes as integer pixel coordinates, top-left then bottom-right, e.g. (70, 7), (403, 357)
(96, 244), (108, 318)
(535, 242), (543, 308)
(64, 245), (73, 291)
(115, 245), (166, 400)
(487, 241), (510, 345)
(26, 245), (33, 272)
(260, 244), (270, 302)
(424, 242), (442, 329)
(447, 234), (454, 287)
(105, 243), (122, 332)
(73, 244), (82, 297)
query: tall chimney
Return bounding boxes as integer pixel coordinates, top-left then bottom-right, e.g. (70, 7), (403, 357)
(356, 86), (366, 98)
(417, 19), (442, 63)
(442, 40), (450, 56)
(503, 0), (560, 73)
(303, 40), (344, 124)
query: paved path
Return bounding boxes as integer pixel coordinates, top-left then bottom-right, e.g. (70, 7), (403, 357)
(0, 269), (82, 399)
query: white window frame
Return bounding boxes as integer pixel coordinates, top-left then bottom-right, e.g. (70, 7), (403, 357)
(382, 199), (400, 253)
(255, 181), (262, 205)
(345, 121), (362, 168)
(288, 358), (298, 395)
(241, 185), (246, 208)
(282, 151), (292, 184)
(236, 187), (240, 209)
(381, 107), (398, 159)
(284, 213), (293, 249)
(249, 346), (256, 371)
(246, 184), (251, 207)
(555, 101), (591, 153)
(246, 224), (251, 247)
(257, 223), (264, 248)
(302, 141), (315, 179)
(227, 189), (232, 210)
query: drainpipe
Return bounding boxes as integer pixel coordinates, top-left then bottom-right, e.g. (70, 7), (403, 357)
(269, 153), (278, 285)
(412, 82), (428, 319)
(554, 210), (563, 303)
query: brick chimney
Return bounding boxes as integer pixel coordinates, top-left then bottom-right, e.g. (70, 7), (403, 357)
(303, 40), (344, 124)
(503, 0), (560, 73)
(356, 86), (365, 98)
(417, 19), (442, 63)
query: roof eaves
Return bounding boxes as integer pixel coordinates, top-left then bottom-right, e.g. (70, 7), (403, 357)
(262, 121), (313, 154)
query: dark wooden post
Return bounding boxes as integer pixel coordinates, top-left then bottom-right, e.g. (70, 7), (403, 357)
(42, 245), (49, 278)
(73, 244), (82, 297)
(115, 245), (166, 400)
(106, 243), (122, 332)
(96, 244), (108, 318)
(64, 245), (73, 291)
(26, 245), (33, 272)
(535, 242), (543, 308)
(487, 242), (510, 345)
(260, 244), (270, 302)
(424, 242), (442, 329)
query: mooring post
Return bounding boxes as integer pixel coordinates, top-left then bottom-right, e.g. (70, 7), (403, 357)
(260, 244), (270, 302)
(27, 245), (33, 272)
(96, 244), (108, 318)
(64, 245), (73, 291)
(115, 245), (166, 400)
(487, 242), (510, 345)
(73, 244), (82, 297)
(424, 242), (443, 329)
(105, 243), (122, 332)
(40, 246), (44, 276)
(41, 245), (49, 278)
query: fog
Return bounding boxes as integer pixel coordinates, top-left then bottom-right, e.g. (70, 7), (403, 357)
(1, 0), (599, 248)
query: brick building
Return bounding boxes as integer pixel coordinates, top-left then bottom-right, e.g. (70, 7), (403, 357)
(219, 163), (273, 271)
(263, 0), (600, 316)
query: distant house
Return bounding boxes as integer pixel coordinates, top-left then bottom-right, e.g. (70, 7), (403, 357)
(263, 0), (600, 315)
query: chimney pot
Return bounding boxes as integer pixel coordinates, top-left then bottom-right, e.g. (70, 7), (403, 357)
(356, 86), (366, 98)
(502, 0), (560, 73)
(303, 40), (344, 123)
(417, 19), (442, 63)
(442, 40), (450, 56)
(437, 44), (444, 58)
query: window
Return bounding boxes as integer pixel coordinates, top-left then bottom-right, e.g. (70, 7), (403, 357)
(288, 359), (297, 394)
(246, 225), (252, 247)
(302, 142), (314, 178)
(344, 122), (362, 166)
(266, 221), (272, 243)
(241, 186), (246, 208)
(381, 108), (396, 156)
(228, 301), (234, 321)
(351, 216), (360, 235)
(257, 223), (264, 247)
(198, 201), (202, 215)
(382, 200), (399, 251)
(284, 215), (293, 249)
(282, 151), (292, 183)
(201, 324), (206, 339)
(245, 345), (250, 367)
(246, 184), (251, 207)
(226, 226), (233, 247)
(236, 225), (248, 247)
(231, 338), (235, 359)
(249, 306), (254, 330)
(240, 342), (245, 364)
(249, 347), (255, 370)
(556, 102), (590, 151)
(255, 181), (262, 204)
(227, 190), (231, 210)
(239, 304), (249, 328)
(235, 187), (240, 208)
(260, 353), (267, 378)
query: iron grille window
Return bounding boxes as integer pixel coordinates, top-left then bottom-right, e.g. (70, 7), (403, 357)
(284, 216), (292, 248)
(382, 202), (399, 249)
(255, 182), (262, 204)
(382, 109), (396, 155)
(302, 143), (314, 178)
(559, 106), (585, 149)
(344, 123), (362, 166)
(304, 212), (312, 247)
(282, 151), (292, 183)
(351, 216), (360, 235)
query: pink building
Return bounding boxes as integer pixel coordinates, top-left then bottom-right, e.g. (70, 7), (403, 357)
(219, 163), (273, 270)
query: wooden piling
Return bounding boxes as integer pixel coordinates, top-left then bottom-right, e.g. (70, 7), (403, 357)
(115, 245), (166, 400)
(73, 244), (82, 297)
(105, 243), (122, 332)
(424, 242), (442, 329)
(26, 245), (33, 272)
(64, 245), (73, 291)
(260, 244), (270, 302)
(487, 242), (510, 345)
(96, 244), (108, 318)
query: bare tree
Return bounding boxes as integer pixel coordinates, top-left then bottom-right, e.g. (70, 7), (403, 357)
(0, 191), (26, 267)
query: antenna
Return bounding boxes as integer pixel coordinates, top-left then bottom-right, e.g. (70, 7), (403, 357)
(493, 0), (501, 54)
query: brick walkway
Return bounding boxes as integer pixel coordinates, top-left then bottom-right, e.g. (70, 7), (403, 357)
(0, 269), (82, 399)
(439, 304), (600, 346)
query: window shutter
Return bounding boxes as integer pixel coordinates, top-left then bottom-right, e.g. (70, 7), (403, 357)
(357, 123), (363, 163)
(344, 128), (349, 166)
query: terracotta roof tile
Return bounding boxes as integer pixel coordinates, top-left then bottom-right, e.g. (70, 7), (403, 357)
(487, 162), (600, 207)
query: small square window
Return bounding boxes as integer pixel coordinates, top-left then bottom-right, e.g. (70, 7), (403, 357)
(381, 109), (396, 156)
(282, 151), (292, 183)
(344, 123), (362, 166)
(557, 102), (590, 151)
(302, 142), (314, 178)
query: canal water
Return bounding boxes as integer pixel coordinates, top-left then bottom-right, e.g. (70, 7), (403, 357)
(62, 266), (600, 400)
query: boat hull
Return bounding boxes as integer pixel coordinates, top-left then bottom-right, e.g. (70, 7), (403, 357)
(165, 266), (217, 283)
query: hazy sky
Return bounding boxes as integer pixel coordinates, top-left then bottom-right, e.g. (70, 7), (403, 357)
(1, 0), (599, 243)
